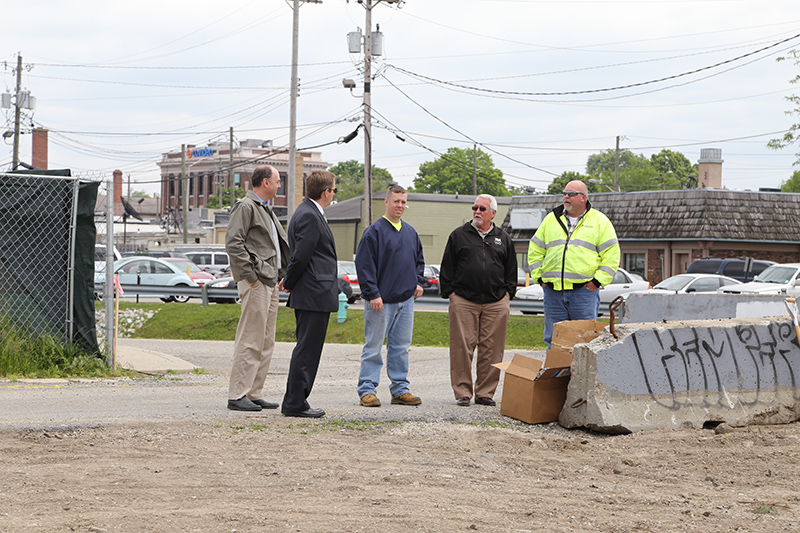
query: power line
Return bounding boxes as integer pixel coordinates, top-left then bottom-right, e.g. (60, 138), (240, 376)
(387, 32), (800, 98)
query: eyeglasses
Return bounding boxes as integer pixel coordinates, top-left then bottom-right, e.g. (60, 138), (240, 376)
(326, 187), (338, 194)
(471, 205), (488, 212)
(562, 190), (583, 197)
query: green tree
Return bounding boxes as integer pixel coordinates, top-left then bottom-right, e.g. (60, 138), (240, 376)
(206, 187), (245, 209)
(328, 160), (393, 201)
(768, 49), (800, 165)
(650, 149), (697, 189)
(584, 148), (698, 192)
(412, 147), (508, 196)
(130, 189), (150, 198)
(781, 170), (800, 192)
(546, 171), (595, 195)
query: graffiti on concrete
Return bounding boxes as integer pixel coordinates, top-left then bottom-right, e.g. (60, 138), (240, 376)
(597, 322), (800, 408)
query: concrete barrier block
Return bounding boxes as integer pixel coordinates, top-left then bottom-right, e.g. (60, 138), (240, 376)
(559, 317), (800, 434)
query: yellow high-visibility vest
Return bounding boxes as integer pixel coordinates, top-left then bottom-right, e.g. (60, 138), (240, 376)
(527, 205), (619, 291)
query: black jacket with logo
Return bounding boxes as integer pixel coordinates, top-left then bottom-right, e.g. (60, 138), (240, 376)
(439, 222), (517, 304)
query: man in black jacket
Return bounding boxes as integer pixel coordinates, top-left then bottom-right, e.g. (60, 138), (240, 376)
(439, 194), (517, 407)
(279, 170), (338, 418)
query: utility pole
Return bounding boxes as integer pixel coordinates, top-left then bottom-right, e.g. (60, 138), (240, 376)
(614, 135), (620, 192)
(229, 127), (235, 209)
(363, 2), (374, 228)
(12, 55), (22, 171)
(181, 144), (188, 244)
(351, 0), (401, 229)
(288, 0), (322, 221)
(472, 144), (477, 195)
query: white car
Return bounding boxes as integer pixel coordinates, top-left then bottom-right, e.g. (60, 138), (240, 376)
(598, 268), (650, 304)
(718, 263), (800, 296)
(514, 267), (649, 314)
(632, 273), (741, 297)
(96, 256), (199, 303)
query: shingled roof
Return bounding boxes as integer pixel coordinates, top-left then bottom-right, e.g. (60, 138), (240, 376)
(502, 189), (800, 243)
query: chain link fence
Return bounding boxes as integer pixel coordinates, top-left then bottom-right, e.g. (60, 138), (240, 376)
(0, 171), (83, 344)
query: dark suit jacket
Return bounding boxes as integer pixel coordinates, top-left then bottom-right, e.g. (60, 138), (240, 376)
(283, 198), (338, 313)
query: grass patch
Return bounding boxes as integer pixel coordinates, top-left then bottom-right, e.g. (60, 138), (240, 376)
(0, 318), (131, 379)
(241, 419), (403, 434)
(130, 303), (548, 349)
(752, 505), (779, 515)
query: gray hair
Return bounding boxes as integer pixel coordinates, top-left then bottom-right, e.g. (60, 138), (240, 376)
(477, 194), (497, 211)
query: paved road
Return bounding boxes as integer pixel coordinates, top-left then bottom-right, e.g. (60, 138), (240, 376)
(0, 339), (545, 431)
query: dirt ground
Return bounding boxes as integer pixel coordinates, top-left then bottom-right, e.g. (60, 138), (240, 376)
(2, 416), (799, 532)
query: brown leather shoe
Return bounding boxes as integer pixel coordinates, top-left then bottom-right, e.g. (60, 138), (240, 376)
(456, 396), (471, 407)
(391, 392), (422, 405)
(360, 393), (381, 407)
(475, 396), (496, 406)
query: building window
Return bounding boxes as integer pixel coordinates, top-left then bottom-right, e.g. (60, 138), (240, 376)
(624, 253), (646, 278)
(169, 174), (175, 196)
(198, 174), (204, 195)
(278, 172), (286, 196)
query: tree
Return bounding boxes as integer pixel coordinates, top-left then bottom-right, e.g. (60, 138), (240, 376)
(327, 160), (393, 201)
(768, 49), (800, 165)
(546, 171), (595, 195)
(583, 148), (697, 192)
(130, 189), (150, 198)
(650, 149), (697, 189)
(412, 147), (508, 196)
(206, 187), (245, 209)
(781, 170), (800, 192)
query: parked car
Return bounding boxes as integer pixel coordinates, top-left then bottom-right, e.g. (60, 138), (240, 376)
(206, 277), (289, 304)
(598, 268), (650, 304)
(94, 244), (121, 274)
(99, 256), (199, 303)
(630, 273), (741, 297)
(686, 257), (774, 282)
(184, 251), (230, 277)
(515, 283), (544, 315)
(337, 261), (361, 303)
(127, 250), (190, 260)
(164, 258), (215, 289)
(421, 265), (440, 295)
(514, 267), (648, 314)
(718, 263), (800, 296)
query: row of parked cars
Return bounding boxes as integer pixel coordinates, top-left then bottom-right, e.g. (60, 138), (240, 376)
(95, 246), (446, 305)
(514, 257), (797, 314)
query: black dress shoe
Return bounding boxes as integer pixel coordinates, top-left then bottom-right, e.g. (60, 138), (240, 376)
(227, 396), (262, 411)
(475, 396), (496, 406)
(282, 407), (325, 418)
(250, 398), (279, 409)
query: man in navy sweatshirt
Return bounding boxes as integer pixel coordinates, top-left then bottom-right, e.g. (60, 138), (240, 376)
(354, 184), (425, 407)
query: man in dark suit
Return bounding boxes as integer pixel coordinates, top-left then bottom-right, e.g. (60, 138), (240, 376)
(279, 170), (339, 418)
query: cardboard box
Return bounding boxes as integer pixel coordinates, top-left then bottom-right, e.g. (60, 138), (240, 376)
(493, 320), (605, 424)
(551, 319), (606, 353)
(493, 354), (571, 424)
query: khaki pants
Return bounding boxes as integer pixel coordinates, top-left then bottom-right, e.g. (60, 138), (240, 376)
(448, 293), (510, 400)
(228, 280), (280, 401)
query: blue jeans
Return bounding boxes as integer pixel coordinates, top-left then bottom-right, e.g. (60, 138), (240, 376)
(357, 296), (415, 398)
(543, 285), (600, 348)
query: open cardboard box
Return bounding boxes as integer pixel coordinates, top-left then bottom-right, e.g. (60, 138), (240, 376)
(493, 320), (605, 424)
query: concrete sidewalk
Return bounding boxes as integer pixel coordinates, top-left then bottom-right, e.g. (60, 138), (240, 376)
(116, 344), (199, 374)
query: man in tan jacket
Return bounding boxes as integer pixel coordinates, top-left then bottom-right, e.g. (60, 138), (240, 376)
(225, 165), (290, 411)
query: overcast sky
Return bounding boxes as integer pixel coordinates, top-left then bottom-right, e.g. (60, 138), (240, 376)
(3, 0), (800, 195)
